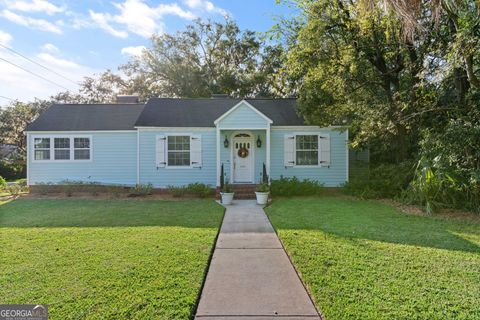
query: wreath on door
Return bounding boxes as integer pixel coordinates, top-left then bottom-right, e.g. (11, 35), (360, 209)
(238, 147), (249, 158)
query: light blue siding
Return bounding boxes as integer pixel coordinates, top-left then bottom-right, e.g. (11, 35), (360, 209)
(138, 129), (217, 187)
(28, 132), (137, 185)
(269, 128), (348, 187)
(220, 130), (266, 184)
(28, 127), (348, 188)
(216, 102), (270, 129)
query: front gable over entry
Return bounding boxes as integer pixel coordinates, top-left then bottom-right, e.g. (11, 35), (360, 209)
(214, 100), (273, 129)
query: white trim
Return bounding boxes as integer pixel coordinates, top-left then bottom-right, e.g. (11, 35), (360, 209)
(164, 133), (195, 169)
(345, 128), (349, 183)
(136, 127), (214, 131)
(25, 130), (135, 133)
(136, 130), (140, 185)
(272, 126), (321, 130)
(266, 125), (270, 182)
(230, 131), (255, 183)
(26, 133), (30, 185)
(216, 127), (220, 186)
(30, 134), (93, 163)
(214, 100), (273, 125)
(217, 126), (269, 130)
(272, 126), (345, 130)
(292, 132), (321, 168)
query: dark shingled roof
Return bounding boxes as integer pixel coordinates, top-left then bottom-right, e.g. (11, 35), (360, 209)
(26, 98), (304, 131)
(26, 104), (145, 131)
(135, 98), (304, 127)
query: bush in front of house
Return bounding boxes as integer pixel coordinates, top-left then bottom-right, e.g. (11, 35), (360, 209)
(270, 176), (324, 196)
(342, 161), (414, 199)
(186, 183), (214, 198)
(167, 185), (186, 198)
(130, 183), (154, 197)
(167, 183), (214, 198)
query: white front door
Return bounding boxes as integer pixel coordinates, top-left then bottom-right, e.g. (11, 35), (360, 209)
(232, 136), (254, 183)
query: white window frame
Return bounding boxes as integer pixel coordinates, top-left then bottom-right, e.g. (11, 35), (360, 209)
(31, 135), (93, 162)
(165, 133), (192, 169)
(33, 137), (51, 161)
(293, 133), (321, 168)
(53, 137), (71, 160)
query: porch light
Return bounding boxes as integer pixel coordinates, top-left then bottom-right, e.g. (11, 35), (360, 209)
(224, 135), (229, 148)
(256, 135), (262, 148)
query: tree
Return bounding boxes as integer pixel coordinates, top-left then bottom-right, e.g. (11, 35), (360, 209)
(0, 100), (48, 152)
(122, 19), (290, 98)
(278, 0), (479, 163)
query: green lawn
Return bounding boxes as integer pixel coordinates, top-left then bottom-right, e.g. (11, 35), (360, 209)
(266, 197), (480, 320)
(0, 199), (224, 319)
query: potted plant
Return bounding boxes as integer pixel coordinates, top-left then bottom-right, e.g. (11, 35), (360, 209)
(255, 183), (270, 205)
(220, 183), (234, 205)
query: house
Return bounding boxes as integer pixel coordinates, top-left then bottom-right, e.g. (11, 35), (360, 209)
(25, 97), (349, 188)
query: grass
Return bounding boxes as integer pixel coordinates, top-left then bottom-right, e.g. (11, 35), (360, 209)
(266, 197), (480, 320)
(0, 199), (224, 319)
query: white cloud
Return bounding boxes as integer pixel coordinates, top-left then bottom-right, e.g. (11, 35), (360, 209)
(1, 9), (62, 33)
(4, 0), (65, 15)
(41, 43), (58, 53)
(0, 30), (12, 45)
(89, 0), (196, 38)
(183, 0), (228, 16)
(0, 46), (98, 101)
(121, 45), (146, 57)
(89, 10), (128, 38)
(37, 52), (83, 69)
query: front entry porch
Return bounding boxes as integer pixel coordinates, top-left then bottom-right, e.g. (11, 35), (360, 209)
(216, 129), (270, 186)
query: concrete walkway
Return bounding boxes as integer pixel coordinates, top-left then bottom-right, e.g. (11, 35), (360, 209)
(195, 200), (321, 320)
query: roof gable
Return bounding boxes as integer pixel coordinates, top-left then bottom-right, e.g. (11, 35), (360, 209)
(214, 100), (272, 128)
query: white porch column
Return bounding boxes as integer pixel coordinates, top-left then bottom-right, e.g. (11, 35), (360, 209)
(216, 127), (220, 187)
(266, 125), (271, 182)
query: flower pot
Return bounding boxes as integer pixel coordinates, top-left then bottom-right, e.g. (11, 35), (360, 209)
(255, 191), (269, 205)
(220, 192), (234, 205)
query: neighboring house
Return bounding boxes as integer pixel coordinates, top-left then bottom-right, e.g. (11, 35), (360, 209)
(25, 97), (349, 188)
(0, 144), (21, 160)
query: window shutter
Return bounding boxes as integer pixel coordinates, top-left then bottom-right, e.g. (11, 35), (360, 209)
(156, 135), (166, 168)
(190, 135), (202, 168)
(319, 133), (331, 167)
(284, 134), (295, 167)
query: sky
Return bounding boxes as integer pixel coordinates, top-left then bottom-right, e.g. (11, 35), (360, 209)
(0, 0), (294, 105)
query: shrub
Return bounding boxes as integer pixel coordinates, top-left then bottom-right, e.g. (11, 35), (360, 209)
(0, 160), (25, 180)
(16, 179), (27, 187)
(399, 157), (479, 214)
(167, 185), (186, 198)
(185, 183), (214, 198)
(130, 183), (154, 197)
(256, 183), (270, 193)
(270, 176), (324, 196)
(6, 184), (21, 196)
(343, 161), (414, 199)
(0, 176), (6, 190)
(221, 183), (233, 193)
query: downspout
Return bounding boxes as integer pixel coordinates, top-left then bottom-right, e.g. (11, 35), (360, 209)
(136, 129), (140, 185)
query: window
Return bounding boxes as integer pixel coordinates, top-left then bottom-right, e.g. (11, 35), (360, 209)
(167, 135), (190, 166)
(296, 135), (318, 166)
(34, 138), (50, 160)
(32, 136), (91, 161)
(54, 138), (70, 160)
(74, 138), (90, 160)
